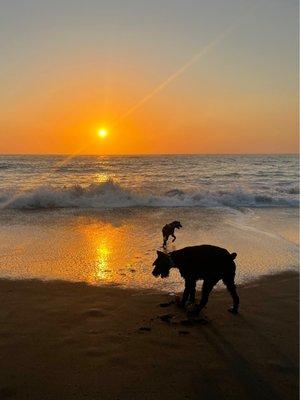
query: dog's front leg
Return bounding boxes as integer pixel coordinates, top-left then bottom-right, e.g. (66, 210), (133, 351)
(179, 280), (189, 307)
(195, 279), (218, 314)
(179, 279), (193, 307)
(171, 234), (176, 242)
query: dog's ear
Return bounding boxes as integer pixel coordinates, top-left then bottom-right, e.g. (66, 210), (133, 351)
(230, 252), (237, 260)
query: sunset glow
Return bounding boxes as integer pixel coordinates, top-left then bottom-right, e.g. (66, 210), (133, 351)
(0, 1), (297, 155)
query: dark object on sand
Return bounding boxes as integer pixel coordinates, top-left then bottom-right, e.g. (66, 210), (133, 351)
(162, 221), (182, 247)
(152, 245), (240, 316)
(159, 301), (175, 308)
(139, 326), (151, 332)
(85, 308), (104, 318)
(180, 318), (209, 326)
(159, 314), (174, 323)
(178, 330), (190, 335)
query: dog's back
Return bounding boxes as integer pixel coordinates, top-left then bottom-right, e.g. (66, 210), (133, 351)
(170, 245), (237, 281)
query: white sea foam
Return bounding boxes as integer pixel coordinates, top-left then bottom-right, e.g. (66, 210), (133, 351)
(1, 180), (298, 210)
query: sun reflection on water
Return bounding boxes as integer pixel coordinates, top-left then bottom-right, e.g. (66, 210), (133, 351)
(95, 173), (110, 183)
(79, 221), (140, 285)
(95, 243), (111, 280)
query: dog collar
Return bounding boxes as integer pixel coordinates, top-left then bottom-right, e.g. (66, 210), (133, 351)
(167, 253), (176, 267)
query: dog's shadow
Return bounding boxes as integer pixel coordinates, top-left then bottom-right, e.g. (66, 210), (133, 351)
(158, 300), (211, 327)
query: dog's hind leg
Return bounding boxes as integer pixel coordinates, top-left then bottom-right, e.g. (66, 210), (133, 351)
(222, 277), (239, 314)
(188, 280), (196, 303)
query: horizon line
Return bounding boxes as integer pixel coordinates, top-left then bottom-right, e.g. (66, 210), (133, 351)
(0, 152), (298, 157)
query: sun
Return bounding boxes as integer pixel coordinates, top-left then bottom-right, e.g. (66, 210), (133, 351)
(98, 128), (107, 138)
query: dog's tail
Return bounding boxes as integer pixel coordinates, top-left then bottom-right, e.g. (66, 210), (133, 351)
(230, 252), (237, 260)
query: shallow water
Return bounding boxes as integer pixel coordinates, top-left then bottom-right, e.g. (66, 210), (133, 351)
(0, 207), (298, 292)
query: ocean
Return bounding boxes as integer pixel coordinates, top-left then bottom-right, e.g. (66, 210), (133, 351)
(0, 154), (298, 292)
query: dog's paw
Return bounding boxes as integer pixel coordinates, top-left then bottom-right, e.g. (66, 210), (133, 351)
(227, 307), (239, 315)
(174, 296), (185, 308)
(186, 306), (200, 318)
(185, 302), (196, 312)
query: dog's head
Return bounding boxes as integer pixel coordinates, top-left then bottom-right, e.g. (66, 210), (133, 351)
(152, 251), (172, 278)
(173, 221), (182, 229)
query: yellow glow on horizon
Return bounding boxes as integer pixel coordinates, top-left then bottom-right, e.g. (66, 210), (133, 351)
(98, 128), (108, 138)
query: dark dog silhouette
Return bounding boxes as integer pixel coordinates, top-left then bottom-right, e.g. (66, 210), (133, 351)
(152, 245), (239, 315)
(162, 221), (182, 247)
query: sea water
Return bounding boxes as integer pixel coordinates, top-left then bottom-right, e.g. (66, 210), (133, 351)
(0, 154), (298, 292)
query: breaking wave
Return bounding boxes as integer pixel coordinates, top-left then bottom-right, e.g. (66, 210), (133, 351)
(0, 180), (298, 210)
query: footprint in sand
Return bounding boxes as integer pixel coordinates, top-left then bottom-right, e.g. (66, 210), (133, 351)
(84, 308), (106, 318)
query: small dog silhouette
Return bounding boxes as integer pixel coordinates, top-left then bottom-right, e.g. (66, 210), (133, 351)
(162, 221), (182, 247)
(152, 245), (239, 315)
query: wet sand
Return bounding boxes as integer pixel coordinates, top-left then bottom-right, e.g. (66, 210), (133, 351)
(0, 271), (298, 400)
(0, 207), (298, 291)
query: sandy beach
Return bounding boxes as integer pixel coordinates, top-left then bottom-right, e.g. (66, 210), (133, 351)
(0, 271), (298, 400)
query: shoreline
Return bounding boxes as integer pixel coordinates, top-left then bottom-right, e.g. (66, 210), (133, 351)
(0, 271), (298, 399)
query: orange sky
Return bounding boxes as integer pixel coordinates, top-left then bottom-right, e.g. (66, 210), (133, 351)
(0, 1), (298, 154)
